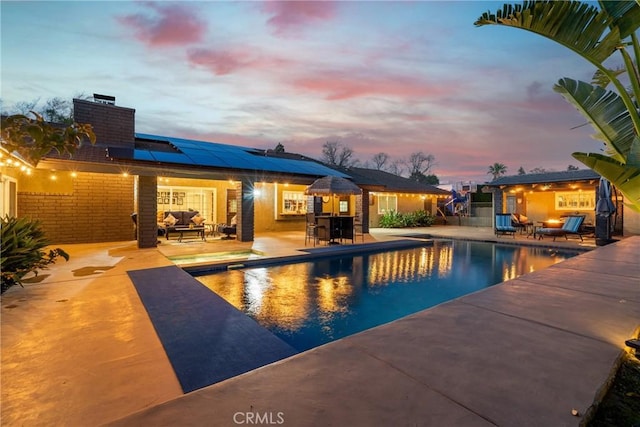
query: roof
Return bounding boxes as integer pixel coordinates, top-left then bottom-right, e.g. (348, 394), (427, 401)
(122, 133), (349, 178)
(485, 169), (600, 186)
(330, 166), (450, 194)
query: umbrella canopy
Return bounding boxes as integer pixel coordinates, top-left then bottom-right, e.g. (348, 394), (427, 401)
(596, 176), (616, 217)
(304, 176), (362, 196)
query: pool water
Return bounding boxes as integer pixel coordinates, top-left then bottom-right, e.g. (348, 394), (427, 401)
(195, 240), (581, 352)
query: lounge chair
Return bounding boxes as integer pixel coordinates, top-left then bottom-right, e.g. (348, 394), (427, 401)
(495, 213), (517, 238)
(535, 215), (586, 241)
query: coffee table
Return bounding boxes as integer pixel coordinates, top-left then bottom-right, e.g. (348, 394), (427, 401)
(174, 227), (206, 242)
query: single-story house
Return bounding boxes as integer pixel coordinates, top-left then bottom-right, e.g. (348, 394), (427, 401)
(0, 96), (449, 247)
(328, 166), (450, 227)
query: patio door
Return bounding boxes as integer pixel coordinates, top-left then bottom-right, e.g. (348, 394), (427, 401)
(506, 195), (516, 214)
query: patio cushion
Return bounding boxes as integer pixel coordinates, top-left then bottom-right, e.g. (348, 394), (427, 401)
(164, 213), (178, 226)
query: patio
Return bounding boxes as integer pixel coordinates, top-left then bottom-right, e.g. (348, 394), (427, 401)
(1, 226), (637, 426)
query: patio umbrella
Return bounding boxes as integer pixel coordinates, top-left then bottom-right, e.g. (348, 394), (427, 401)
(595, 176), (616, 244)
(596, 176), (616, 217)
(304, 175), (362, 196)
(304, 175), (361, 215)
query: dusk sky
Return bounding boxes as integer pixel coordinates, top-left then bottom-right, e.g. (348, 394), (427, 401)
(1, 1), (605, 183)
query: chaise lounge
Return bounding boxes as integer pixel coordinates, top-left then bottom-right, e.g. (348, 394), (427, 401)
(535, 215), (586, 241)
(495, 213), (517, 238)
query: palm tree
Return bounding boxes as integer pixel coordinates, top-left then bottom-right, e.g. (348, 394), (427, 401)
(488, 162), (508, 181)
(475, 0), (640, 211)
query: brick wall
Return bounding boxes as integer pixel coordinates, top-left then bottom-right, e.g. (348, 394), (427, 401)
(73, 99), (135, 147)
(18, 172), (135, 244)
(137, 175), (158, 248)
(238, 180), (254, 242)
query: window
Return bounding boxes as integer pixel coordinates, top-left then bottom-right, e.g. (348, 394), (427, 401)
(282, 191), (307, 214)
(555, 191), (595, 210)
(157, 186), (216, 221)
(377, 194), (397, 214)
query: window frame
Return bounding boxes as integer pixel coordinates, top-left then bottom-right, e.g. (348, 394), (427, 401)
(555, 190), (595, 211)
(282, 190), (307, 214)
(377, 194), (397, 214)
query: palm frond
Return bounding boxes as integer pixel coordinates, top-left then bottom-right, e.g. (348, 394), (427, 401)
(598, 0), (640, 39)
(591, 67), (626, 89)
(475, 1), (621, 65)
(573, 151), (640, 211)
(554, 78), (634, 162)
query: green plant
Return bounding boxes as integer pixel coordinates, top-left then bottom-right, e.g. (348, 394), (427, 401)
(379, 210), (435, 228)
(1, 215), (69, 293)
(379, 210), (403, 228)
(475, 0), (640, 212)
(1, 111), (95, 166)
(412, 210), (436, 226)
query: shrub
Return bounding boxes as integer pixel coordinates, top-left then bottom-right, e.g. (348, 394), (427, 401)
(1, 215), (69, 293)
(379, 210), (404, 228)
(379, 210), (435, 228)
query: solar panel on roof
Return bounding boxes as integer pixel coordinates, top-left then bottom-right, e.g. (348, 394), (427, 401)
(149, 151), (195, 164)
(134, 133), (350, 177)
(133, 151), (156, 161)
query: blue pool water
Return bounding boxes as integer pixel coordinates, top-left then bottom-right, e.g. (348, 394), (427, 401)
(195, 240), (581, 352)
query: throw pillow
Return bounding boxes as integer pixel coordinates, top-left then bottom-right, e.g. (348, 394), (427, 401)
(192, 214), (205, 226)
(164, 213), (178, 226)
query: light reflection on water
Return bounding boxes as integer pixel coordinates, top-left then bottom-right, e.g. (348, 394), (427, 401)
(195, 240), (580, 351)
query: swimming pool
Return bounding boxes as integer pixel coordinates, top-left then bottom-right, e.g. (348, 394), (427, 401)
(195, 240), (581, 352)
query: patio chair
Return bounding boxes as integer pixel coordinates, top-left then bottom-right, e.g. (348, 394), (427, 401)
(305, 213), (325, 246)
(495, 213), (517, 238)
(535, 215), (586, 241)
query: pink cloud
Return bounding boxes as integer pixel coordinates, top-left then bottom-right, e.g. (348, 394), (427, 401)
(260, 1), (337, 36)
(187, 47), (293, 76)
(118, 3), (206, 47)
(187, 48), (249, 76)
(293, 72), (451, 100)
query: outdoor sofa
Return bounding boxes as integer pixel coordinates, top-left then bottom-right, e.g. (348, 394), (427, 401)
(158, 210), (206, 239)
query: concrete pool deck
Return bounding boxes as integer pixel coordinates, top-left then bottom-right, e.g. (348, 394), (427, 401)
(1, 227), (638, 426)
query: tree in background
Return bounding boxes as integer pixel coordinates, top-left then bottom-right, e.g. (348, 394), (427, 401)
(567, 164), (579, 171)
(1, 93), (91, 124)
(529, 167), (548, 174)
(387, 159), (405, 176)
(273, 142), (285, 153)
(321, 141), (357, 167)
(475, 1), (640, 211)
(488, 162), (508, 181)
(371, 152), (390, 170)
(405, 151), (436, 183)
(517, 166), (526, 175)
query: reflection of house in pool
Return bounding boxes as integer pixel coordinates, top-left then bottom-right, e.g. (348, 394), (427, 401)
(485, 170), (639, 237)
(0, 95), (449, 247)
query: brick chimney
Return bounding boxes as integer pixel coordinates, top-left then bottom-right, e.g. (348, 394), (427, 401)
(73, 95), (135, 148)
